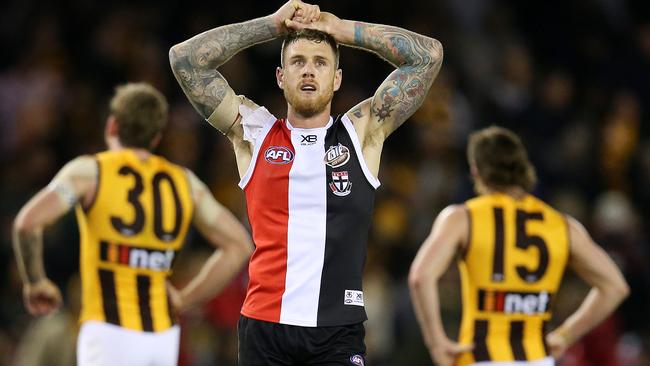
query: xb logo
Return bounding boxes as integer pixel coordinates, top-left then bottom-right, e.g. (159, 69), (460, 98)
(301, 134), (317, 145)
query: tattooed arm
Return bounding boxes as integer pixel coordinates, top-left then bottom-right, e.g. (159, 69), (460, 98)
(286, 12), (443, 175)
(169, 1), (320, 141)
(13, 156), (97, 315)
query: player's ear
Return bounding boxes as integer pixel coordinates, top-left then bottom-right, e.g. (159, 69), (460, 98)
(105, 116), (119, 137)
(333, 68), (342, 92)
(276, 66), (284, 90)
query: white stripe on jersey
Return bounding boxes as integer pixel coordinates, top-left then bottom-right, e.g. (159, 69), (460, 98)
(280, 119), (331, 326)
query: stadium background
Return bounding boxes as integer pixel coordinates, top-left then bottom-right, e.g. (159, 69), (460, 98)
(1, 0), (649, 365)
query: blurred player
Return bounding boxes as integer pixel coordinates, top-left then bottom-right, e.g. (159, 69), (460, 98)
(12, 82), (253, 366)
(409, 126), (629, 366)
(169, 0), (443, 364)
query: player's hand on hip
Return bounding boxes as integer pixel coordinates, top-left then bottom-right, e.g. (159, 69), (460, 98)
(272, 1), (320, 32)
(429, 338), (473, 366)
(285, 11), (341, 35)
(545, 328), (571, 360)
(166, 281), (184, 314)
(23, 278), (62, 316)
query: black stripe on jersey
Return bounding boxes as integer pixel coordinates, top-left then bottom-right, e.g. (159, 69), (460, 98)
(136, 275), (154, 332)
(99, 241), (109, 261)
(98, 269), (120, 326)
(477, 289), (486, 311)
(473, 319), (491, 362)
(492, 207), (505, 282)
(510, 320), (527, 360)
(317, 115), (374, 326)
(542, 320), (550, 356)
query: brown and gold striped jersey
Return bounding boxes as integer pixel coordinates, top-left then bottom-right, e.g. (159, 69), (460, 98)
(456, 193), (569, 365)
(75, 150), (194, 332)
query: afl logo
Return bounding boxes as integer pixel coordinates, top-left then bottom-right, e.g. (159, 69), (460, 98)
(324, 143), (350, 168)
(265, 146), (294, 164)
(349, 355), (365, 366)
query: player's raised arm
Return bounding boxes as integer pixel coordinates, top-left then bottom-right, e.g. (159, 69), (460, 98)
(169, 0), (321, 139)
(286, 12), (443, 140)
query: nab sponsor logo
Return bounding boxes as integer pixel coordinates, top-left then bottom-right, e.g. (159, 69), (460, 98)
(478, 289), (552, 315)
(324, 143), (350, 168)
(264, 146), (294, 164)
(504, 291), (550, 314)
(300, 134), (318, 145)
(100, 241), (175, 271)
(349, 355), (365, 366)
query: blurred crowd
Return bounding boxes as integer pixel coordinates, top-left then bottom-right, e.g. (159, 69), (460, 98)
(1, 0), (649, 365)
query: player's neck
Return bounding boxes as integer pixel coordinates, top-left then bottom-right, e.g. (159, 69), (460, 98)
(286, 105), (332, 129)
(485, 186), (527, 200)
(107, 138), (152, 161)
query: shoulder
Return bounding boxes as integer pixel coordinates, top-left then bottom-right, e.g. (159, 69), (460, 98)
(57, 155), (98, 180)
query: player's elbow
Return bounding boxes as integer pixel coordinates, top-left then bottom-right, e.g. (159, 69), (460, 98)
(408, 265), (429, 291)
(13, 210), (38, 235)
(233, 236), (254, 265)
(427, 38), (444, 63)
(169, 45), (181, 70)
(613, 277), (630, 302)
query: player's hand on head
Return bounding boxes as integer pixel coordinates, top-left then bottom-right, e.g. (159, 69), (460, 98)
(285, 11), (340, 35)
(429, 338), (473, 366)
(23, 278), (62, 316)
(273, 0), (320, 32)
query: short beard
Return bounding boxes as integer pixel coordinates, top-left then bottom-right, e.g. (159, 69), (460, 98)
(284, 88), (333, 118)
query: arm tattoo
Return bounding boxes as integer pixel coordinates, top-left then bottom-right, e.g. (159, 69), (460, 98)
(353, 23), (443, 125)
(170, 16), (278, 118)
(13, 230), (46, 284)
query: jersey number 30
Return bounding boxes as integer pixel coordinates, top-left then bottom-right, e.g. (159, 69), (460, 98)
(110, 166), (183, 242)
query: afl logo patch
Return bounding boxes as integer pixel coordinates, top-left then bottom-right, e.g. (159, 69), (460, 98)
(349, 355), (365, 366)
(324, 143), (350, 168)
(264, 146), (294, 164)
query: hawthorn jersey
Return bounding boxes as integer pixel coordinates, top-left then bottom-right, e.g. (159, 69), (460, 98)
(456, 193), (569, 365)
(75, 150), (193, 332)
(239, 112), (380, 327)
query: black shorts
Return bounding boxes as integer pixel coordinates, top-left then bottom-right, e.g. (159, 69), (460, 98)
(237, 315), (367, 366)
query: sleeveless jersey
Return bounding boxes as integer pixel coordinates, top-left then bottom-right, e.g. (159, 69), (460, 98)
(456, 193), (569, 365)
(75, 150), (194, 332)
(239, 114), (379, 327)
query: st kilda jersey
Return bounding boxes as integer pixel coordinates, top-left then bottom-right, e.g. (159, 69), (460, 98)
(75, 150), (193, 332)
(238, 108), (380, 327)
(456, 193), (569, 365)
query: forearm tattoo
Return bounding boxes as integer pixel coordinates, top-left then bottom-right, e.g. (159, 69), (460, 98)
(170, 16), (278, 118)
(13, 230), (45, 284)
(353, 23), (443, 124)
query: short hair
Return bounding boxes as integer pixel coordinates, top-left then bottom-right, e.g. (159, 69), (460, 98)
(281, 29), (340, 67)
(109, 82), (168, 149)
(467, 126), (537, 192)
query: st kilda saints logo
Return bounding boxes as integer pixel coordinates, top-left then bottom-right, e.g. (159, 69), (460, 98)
(324, 143), (350, 168)
(329, 171), (352, 196)
(264, 146), (294, 164)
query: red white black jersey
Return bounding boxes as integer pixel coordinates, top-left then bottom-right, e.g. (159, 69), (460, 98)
(238, 107), (380, 327)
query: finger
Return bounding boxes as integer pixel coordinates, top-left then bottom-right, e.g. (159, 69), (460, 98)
(285, 19), (307, 31)
(451, 343), (474, 354)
